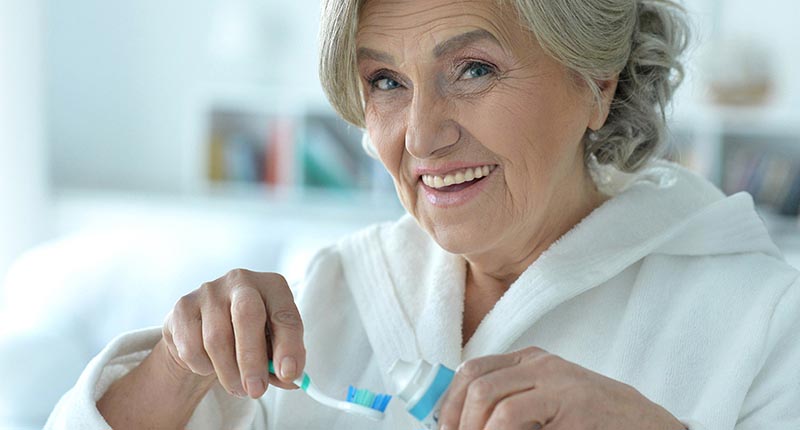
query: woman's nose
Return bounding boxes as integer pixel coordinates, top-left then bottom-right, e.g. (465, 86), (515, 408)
(404, 88), (460, 159)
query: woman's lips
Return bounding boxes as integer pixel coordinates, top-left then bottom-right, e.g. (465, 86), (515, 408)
(419, 167), (495, 208)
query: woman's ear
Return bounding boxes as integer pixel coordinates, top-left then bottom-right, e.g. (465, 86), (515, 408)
(588, 75), (619, 131)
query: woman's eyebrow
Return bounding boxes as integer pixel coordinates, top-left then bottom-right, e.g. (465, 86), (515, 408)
(357, 47), (395, 65)
(356, 29), (501, 65)
(432, 29), (501, 58)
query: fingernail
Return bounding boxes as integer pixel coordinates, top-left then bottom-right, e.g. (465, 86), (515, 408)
(245, 377), (266, 397)
(230, 387), (247, 399)
(280, 356), (297, 380)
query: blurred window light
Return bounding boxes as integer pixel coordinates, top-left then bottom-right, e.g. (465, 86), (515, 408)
(0, 0), (49, 284)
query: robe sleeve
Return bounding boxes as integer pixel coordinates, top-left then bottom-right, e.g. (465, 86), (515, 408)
(43, 327), (262, 430)
(732, 278), (800, 430)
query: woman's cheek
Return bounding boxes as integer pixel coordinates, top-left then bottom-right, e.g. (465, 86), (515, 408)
(371, 137), (415, 213)
(369, 127), (420, 214)
(367, 112), (406, 176)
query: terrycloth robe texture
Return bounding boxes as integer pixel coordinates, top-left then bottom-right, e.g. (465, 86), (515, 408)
(46, 161), (800, 429)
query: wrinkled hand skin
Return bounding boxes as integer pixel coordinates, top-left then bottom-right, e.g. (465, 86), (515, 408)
(161, 268), (306, 399)
(98, 268), (307, 430)
(436, 346), (687, 430)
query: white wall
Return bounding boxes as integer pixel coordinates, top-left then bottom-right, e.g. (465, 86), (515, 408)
(0, 0), (49, 281)
(44, 0), (215, 192)
(44, 0), (324, 194)
(673, 0), (800, 111)
(715, 0), (800, 109)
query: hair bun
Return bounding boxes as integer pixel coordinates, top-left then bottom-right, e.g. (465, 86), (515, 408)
(589, 0), (690, 172)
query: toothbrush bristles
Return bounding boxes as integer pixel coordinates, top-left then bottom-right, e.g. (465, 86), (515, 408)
(346, 385), (392, 412)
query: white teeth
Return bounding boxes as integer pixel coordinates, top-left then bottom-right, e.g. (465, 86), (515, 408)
(421, 165), (496, 189)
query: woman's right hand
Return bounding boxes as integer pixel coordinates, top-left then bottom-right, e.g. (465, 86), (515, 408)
(160, 268), (306, 399)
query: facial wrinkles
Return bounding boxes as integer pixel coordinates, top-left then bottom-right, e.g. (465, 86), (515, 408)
(357, 1), (530, 115)
(359, 0), (511, 35)
(479, 143), (570, 281)
(359, 2), (513, 201)
(463, 74), (582, 268)
(358, 2), (518, 64)
(358, 0), (597, 278)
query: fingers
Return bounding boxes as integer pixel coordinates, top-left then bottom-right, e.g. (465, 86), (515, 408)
(169, 294), (214, 376)
(263, 334), (300, 391)
(438, 346), (549, 430)
(230, 286), (269, 398)
(257, 274), (306, 384)
(201, 298), (247, 398)
(161, 316), (189, 372)
(483, 388), (555, 430)
(162, 269), (306, 400)
(438, 351), (521, 426)
(456, 363), (547, 430)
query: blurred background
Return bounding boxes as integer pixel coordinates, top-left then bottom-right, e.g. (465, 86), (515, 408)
(0, 0), (799, 428)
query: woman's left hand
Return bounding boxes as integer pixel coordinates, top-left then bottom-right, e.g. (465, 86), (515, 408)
(437, 346), (686, 430)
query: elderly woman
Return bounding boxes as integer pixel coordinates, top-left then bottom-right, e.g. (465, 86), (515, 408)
(47, 0), (799, 429)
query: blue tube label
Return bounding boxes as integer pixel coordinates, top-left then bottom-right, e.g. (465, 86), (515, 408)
(408, 365), (455, 425)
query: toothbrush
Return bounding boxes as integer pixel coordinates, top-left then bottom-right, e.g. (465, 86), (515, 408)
(268, 360), (392, 421)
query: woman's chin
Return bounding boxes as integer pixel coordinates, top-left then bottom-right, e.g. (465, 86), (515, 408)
(426, 223), (492, 256)
(411, 205), (500, 256)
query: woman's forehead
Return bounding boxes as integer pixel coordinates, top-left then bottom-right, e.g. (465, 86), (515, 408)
(356, 0), (520, 53)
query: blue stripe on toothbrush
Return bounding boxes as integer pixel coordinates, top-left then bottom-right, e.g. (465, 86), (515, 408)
(375, 394), (392, 412)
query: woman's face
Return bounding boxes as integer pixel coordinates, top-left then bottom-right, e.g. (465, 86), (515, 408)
(356, 0), (607, 259)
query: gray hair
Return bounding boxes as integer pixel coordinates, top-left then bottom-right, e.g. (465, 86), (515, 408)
(319, 0), (689, 172)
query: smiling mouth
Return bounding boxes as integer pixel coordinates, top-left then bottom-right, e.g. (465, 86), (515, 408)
(420, 165), (497, 192)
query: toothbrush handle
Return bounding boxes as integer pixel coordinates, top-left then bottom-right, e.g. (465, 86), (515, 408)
(267, 360), (384, 421)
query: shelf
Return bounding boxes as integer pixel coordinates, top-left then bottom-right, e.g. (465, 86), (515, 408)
(199, 81), (330, 116)
(670, 103), (800, 137)
(664, 98), (800, 217)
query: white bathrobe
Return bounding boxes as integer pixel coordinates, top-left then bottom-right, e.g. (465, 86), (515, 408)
(46, 161), (800, 430)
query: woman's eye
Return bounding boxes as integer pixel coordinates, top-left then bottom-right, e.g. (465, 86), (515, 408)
(459, 62), (494, 80)
(371, 76), (401, 91)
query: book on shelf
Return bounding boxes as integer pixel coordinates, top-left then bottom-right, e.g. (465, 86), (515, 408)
(264, 118), (294, 186)
(720, 136), (800, 216)
(205, 109), (395, 196)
